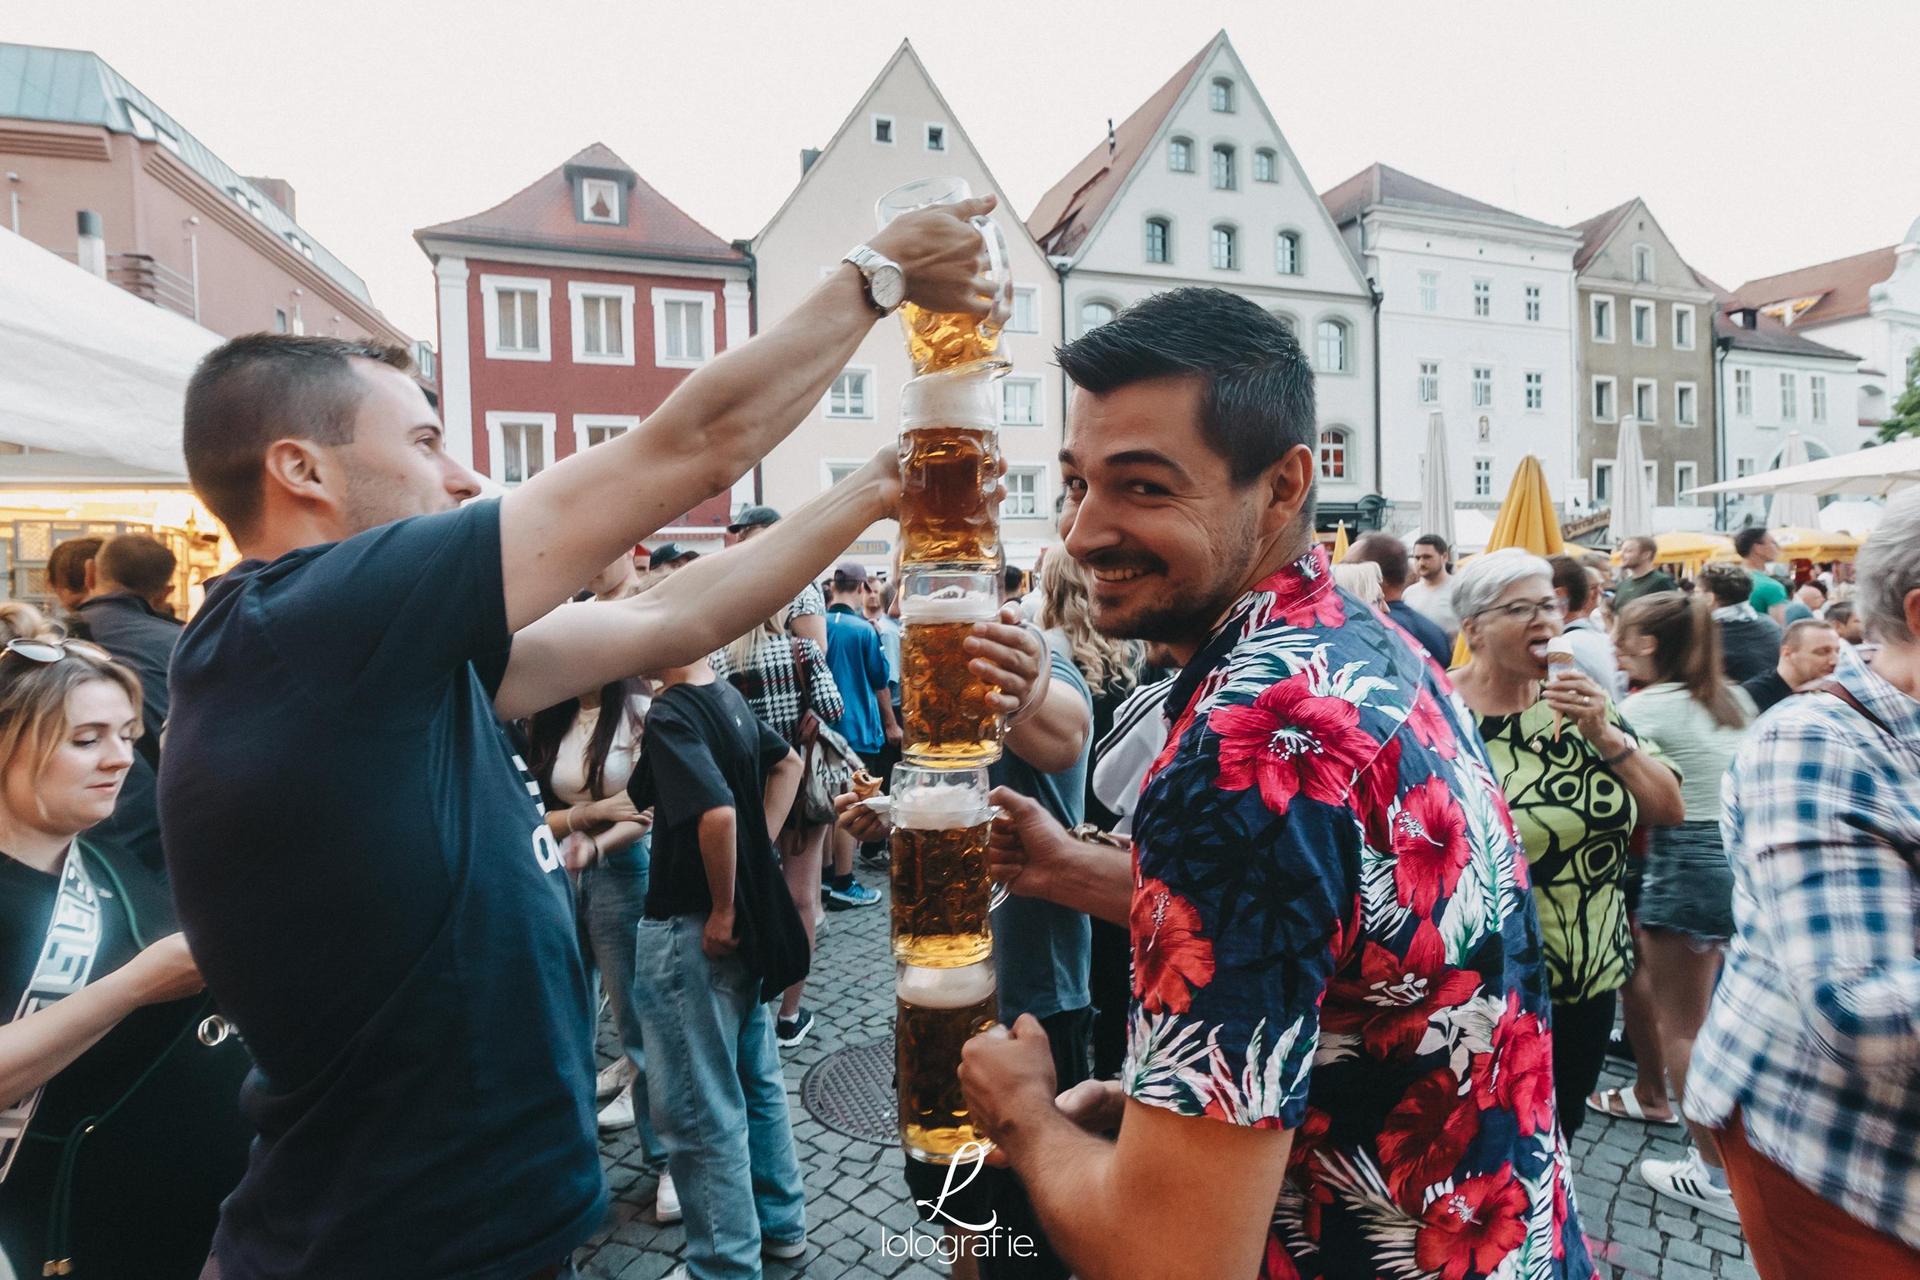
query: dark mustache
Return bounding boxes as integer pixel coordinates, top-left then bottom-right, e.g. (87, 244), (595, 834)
(1079, 550), (1167, 575)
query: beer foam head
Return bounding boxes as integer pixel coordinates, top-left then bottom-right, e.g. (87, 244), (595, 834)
(902, 588), (998, 624)
(900, 373), (999, 431)
(895, 959), (997, 1008)
(894, 785), (988, 829)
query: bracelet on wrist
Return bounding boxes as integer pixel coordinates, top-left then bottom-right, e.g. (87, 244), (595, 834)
(1599, 740), (1637, 768)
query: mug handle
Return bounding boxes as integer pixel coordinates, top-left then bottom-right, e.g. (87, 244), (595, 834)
(971, 215), (1012, 334)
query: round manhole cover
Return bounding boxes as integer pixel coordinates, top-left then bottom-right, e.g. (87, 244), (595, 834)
(800, 1037), (896, 1145)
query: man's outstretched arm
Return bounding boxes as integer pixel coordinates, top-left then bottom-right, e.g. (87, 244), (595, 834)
(496, 198), (995, 634)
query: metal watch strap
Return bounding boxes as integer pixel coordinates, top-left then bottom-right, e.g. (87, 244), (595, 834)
(1070, 824), (1129, 849)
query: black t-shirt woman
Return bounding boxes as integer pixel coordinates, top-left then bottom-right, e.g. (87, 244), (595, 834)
(0, 636), (251, 1278)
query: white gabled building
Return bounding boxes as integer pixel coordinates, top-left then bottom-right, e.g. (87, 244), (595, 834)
(1322, 164), (1582, 535)
(749, 41), (1065, 572)
(1026, 31), (1381, 533)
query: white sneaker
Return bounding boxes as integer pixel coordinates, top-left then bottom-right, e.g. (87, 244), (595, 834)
(655, 1171), (682, 1224)
(596, 1084), (636, 1133)
(1640, 1149), (1740, 1222)
(595, 1056), (634, 1104)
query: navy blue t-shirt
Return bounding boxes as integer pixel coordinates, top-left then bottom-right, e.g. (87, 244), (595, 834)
(160, 501), (604, 1278)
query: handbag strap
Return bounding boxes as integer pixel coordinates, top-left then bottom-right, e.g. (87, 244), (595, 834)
(1816, 680), (1896, 737)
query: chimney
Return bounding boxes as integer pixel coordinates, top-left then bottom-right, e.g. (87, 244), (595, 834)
(75, 210), (106, 278)
(800, 148), (821, 176)
(245, 176), (296, 219)
(1106, 118), (1117, 160)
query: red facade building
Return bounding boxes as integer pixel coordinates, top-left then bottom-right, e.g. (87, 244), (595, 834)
(415, 144), (751, 542)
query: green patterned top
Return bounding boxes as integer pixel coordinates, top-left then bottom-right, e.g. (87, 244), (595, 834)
(1473, 700), (1674, 1003)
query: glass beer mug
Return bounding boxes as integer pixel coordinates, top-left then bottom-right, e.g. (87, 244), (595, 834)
(898, 372), (1000, 571)
(875, 176), (1012, 375)
(899, 570), (1004, 766)
(887, 765), (995, 967)
(896, 958), (998, 1162)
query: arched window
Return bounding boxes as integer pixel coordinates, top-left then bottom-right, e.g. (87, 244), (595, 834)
(1144, 217), (1171, 264)
(1079, 300), (1117, 334)
(1167, 137), (1193, 173)
(1253, 148), (1278, 183)
(1275, 231), (1301, 275)
(1319, 428), (1350, 481)
(1270, 310), (1297, 334)
(1209, 225), (1237, 271)
(1211, 144), (1236, 191)
(1316, 319), (1350, 373)
(1209, 78), (1235, 112)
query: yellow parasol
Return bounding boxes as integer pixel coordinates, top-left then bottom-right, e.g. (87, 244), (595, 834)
(1453, 455), (1563, 667)
(1331, 520), (1350, 561)
(1611, 531), (1734, 578)
(1773, 526), (1861, 563)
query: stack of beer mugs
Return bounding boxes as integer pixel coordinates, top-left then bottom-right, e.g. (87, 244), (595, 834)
(880, 176), (1012, 1168)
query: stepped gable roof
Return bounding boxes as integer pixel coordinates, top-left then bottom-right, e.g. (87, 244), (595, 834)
(415, 142), (743, 263)
(1726, 244), (1899, 329)
(1319, 162), (1559, 232)
(1025, 36), (1213, 258)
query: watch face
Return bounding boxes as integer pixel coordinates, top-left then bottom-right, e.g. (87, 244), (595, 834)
(872, 264), (906, 310)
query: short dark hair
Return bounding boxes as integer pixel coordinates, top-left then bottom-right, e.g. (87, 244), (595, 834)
(1346, 533), (1409, 589)
(1055, 288), (1316, 490)
(46, 537), (103, 594)
(1547, 554), (1591, 613)
(96, 534), (176, 598)
(1825, 600), (1855, 627)
(1414, 533), (1450, 560)
(1002, 564), (1027, 597)
(184, 333), (414, 539)
(1697, 563), (1752, 607)
(1733, 527), (1771, 558)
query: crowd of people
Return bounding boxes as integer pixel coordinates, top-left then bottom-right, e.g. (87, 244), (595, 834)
(0, 193), (1914, 1280)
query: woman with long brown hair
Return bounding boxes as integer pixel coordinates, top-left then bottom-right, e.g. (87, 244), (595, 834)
(1604, 590), (1753, 1222)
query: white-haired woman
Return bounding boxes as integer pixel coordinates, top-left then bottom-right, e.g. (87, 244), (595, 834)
(1451, 548), (1684, 1139)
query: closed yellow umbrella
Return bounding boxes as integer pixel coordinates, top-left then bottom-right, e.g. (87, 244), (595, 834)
(1331, 520), (1350, 561)
(1453, 455), (1562, 666)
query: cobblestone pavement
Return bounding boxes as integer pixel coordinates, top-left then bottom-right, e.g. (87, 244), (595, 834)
(575, 881), (1758, 1279)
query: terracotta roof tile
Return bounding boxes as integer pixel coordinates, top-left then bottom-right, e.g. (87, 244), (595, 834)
(1727, 244), (1897, 329)
(415, 143), (743, 264)
(1570, 198), (1637, 272)
(1320, 162), (1556, 231)
(1025, 38), (1213, 259)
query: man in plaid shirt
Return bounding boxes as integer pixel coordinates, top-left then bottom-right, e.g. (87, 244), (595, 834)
(1687, 487), (1920, 1277)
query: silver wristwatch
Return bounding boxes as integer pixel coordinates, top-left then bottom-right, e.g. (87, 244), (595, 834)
(843, 244), (906, 316)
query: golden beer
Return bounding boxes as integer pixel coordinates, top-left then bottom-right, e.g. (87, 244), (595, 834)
(900, 302), (1005, 376)
(891, 779), (994, 967)
(901, 588), (1003, 766)
(900, 425), (999, 569)
(897, 960), (999, 1162)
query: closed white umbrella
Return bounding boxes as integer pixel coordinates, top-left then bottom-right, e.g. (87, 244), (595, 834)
(1421, 411), (1455, 548)
(1768, 431), (1822, 528)
(1607, 414), (1651, 545)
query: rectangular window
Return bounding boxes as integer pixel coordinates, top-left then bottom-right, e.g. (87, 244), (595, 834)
(583, 423), (629, 447)
(497, 288), (541, 351)
(1473, 279), (1491, 318)
(872, 114), (894, 144)
(1419, 271), (1438, 312)
(1253, 150), (1277, 182)
(1009, 287), (1039, 333)
(925, 123), (946, 152)
(823, 461), (863, 491)
(827, 369), (871, 418)
(273, 308), (288, 334)
(1418, 361), (1440, 404)
(1210, 226), (1236, 271)
(999, 378), (1041, 426)
(1811, 375), (1828, 423)
(1594, 461), (1615, 504)
(1168, 138), (1193, 172)
(1145, 219), (1170, 264)
(1524, 284), (1542, 322)
(1673, 304), (1696, 350)
(1319, 434), (1347, 480)
(1591, 295), (1615, 342)
(1592, 377), (1616, 422)
(1525, 371), (1543, 410)
(1634, 244), (1655, 283)
(579, 178), (620, 224)
(1734, 367), (1753, 416)
(579, 295), (624, 358)
(1002, 468), (1042, 519)
(1736, 457), (1756, 479)
(486, 413), (556, 486)
(1473, 457), (1493, 498)
(1472, 366), (1493, 408)
(1635, 378), (1657, 423)
(569, 283), (635, 365)
(1632, 299), (1655, 346)
(1675, 461), (1698, 505)
(1643, 461), (1658, 505)
(482, 275), (552, 361)
(1211, 147), (1236, 191)
(1780, 372), (1798, 421)
(653, 289), (713, 367)
(1675, 382), (1697, 427)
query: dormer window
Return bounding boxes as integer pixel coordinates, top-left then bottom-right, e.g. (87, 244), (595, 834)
(580, 178), (620, 225)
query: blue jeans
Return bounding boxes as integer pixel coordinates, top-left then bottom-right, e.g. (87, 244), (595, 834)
(635, 915), (806, 1279)
(578, 840), (666, 1164)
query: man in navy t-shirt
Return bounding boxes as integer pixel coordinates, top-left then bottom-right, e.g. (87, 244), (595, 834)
(160, 195), (1000, 1278)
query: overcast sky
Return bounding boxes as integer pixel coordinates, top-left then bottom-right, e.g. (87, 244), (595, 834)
(15, 0), (1918, 340)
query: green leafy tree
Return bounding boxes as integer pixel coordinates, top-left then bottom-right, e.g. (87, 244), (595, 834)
(1877, 348), (1920, 442)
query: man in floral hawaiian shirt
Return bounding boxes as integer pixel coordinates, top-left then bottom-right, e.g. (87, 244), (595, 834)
(960, 288), (1592, 1280)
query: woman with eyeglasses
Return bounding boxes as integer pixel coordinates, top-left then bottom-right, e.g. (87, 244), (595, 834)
(0, 635), (251, 1278)
(1451, 549), (1684, 1139)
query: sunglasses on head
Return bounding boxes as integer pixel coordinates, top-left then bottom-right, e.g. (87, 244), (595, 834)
(3, 636), (107, 665)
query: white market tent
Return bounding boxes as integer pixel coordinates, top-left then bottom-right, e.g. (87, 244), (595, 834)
(0, 226), (218, 476)
(1689, 436), (1920, 499)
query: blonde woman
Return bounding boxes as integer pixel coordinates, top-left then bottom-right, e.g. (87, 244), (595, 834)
(0, 636), (250, 1277)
